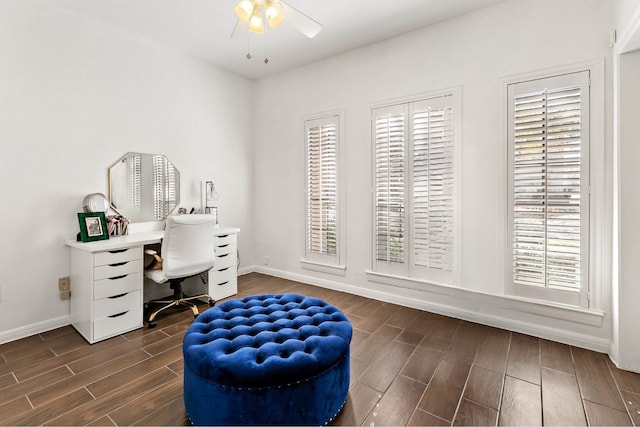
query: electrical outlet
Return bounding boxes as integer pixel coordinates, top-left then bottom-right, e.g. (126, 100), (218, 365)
(58, 277), (70, 292)
(263, 256), (270, 266)
(59, 290), (71, 300)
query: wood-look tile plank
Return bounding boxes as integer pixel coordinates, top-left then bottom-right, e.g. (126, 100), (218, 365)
(131, 395), (190, 426)
(86, 345), (181, 398)
(621, 390), (640, 426)
(453, 398), (498, 426)
(474, 329), (511, 373)
(5, 387), (95, 426)
(584, 400), (632, 426)
(360, 341), (415, 392)
(506, 334), (540, 385)
(463, 366), (504, 410)
(407, 409), (450, 426)
(0, 372), (16, 389)
(401, 345), (443, 384)
(39, 326), (78, 341)
(609, 361), (640, 395)
(395, 329), (426, 346)
(386, 306), (423, 329)
(65, 339), (149, 375)
(541, 367), (586, 426)
(0, 334), (44, 355)
(0, 347), (56, 376)
(446, 322), (485, 361)
(498, 375), (541, 426)
(351, 324), (402, 362)
(330, 383), (381, 426)
(540, 339), (574, 375)
(28, 350), (150, 407)
(0, 366), (73, 406)
(109, 375), (182, 425)
(87, 415), (117, 426)
(573, 350), (625, 411)
(349, 356), (369, 385)
(0, 396), (32, 424)
(44, 367), (177, 426)
(418, 354), (473, 422)
(167, 359), (183, 375)
(362, 375), (426, 427)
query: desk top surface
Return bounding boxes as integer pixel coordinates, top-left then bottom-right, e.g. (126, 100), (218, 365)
(65, 226), (240, 253)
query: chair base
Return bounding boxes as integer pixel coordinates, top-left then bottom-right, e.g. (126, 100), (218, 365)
(145, 294), (215, 328)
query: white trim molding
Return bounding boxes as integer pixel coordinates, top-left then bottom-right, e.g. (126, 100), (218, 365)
(0, 315), (70, 345)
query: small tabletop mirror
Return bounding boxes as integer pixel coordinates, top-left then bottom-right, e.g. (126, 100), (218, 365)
(109, 152), (180, 222)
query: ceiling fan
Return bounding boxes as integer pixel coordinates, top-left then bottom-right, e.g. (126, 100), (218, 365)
(231, 0), (323, 39)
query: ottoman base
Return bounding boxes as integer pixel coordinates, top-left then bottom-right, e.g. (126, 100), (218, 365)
(184, 351), (350, 426)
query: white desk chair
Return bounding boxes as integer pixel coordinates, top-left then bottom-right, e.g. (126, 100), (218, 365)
(144, 214), (216, 328)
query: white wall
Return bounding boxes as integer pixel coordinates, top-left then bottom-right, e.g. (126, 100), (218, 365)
(612, 0), (640, 372)
(0, 0), (254, 340)
(253, 0), (615, 350)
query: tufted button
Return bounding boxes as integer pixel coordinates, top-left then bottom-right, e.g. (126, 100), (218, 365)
(184, 293), (352, 388)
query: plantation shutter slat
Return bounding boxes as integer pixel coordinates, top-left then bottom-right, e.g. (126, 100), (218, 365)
(511, 75), (587, 292)
(306, 119), (338, 256)
(412, 102), (455, 271)
(374, 107), (406, 263)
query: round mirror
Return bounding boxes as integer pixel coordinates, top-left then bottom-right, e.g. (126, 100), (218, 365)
(109, 153), (180, 222)
(82, 193), (109, 213)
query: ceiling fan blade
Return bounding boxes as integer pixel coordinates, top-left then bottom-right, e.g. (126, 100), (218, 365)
(280, 1), (322, 38)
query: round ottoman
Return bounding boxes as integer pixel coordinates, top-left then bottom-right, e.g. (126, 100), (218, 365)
(182, 293), (352, 426)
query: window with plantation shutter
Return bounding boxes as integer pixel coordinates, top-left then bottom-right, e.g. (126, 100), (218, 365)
(371, 90), (459, 284)
(375, 106), (406, 264)
(304, 114), (343, 270)
(507, 71), (590, 306)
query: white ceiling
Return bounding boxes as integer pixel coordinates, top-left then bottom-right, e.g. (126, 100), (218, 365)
(49, 0), (506, 80)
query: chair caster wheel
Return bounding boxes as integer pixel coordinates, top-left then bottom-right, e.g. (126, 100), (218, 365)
(208, 299), (215, 307)
(148, 321), (157, 328)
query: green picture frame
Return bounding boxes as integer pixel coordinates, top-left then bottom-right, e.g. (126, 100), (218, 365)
(77, 212), (110, 242)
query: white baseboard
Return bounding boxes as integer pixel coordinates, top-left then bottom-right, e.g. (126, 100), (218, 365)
(247, 265), (610, 354)
(0, 315), (71, 345)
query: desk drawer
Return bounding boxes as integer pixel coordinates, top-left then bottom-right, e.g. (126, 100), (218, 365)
(94, 272), (142, 300)
(94, 290), (141, 319)
(214, 251), (236, 269)
(94, 308), (142, 341)
(214, 233), (236, 247)
(94, 260), (142, 281)
(94, 247), (142, 266)
(209, 266), (235, 286)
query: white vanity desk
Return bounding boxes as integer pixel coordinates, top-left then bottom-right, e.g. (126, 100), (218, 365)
(65, 226), (240, 344)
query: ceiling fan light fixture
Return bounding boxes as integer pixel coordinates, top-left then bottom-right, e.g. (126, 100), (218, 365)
(234, 0), (254, 23)
(265, 1), (283, 28)
(248, 6), (265, 34)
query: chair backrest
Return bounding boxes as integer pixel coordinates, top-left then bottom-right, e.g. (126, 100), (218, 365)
(161, 214), (217, 280)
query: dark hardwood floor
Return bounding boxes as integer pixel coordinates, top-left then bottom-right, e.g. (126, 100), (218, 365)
(1, 273), (639, 426)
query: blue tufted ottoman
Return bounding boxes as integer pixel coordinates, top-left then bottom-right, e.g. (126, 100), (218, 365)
(182, 293), (352, 426)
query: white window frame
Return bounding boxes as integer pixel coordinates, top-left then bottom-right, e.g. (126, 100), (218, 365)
(301, 110), (346, 275)
(500, 60), (605, 310)
(369, 88), (462, 287)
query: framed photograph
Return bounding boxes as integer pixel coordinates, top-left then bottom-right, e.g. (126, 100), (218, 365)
(77, 212), (110, 242)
